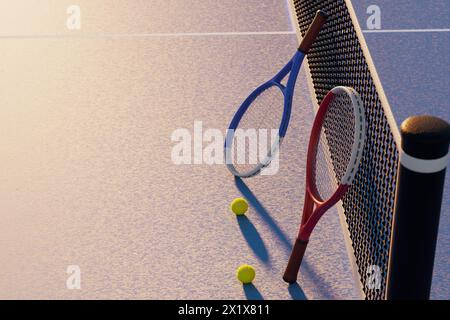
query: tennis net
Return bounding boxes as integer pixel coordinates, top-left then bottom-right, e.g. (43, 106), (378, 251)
(288, 0), (401, 300)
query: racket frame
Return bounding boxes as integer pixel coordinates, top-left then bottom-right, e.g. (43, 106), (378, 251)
(224, 51), (304, 178)
(224, 10), (328, 178)
(283, 86), (365, 283)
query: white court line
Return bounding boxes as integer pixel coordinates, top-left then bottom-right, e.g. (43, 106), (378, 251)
(363, 28), (450, 33)
(1, 29), (447, 39)
(0, 31), (296, 39)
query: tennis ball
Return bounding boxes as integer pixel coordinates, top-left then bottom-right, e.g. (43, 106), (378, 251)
(231, 198), (248, 216)
(236, 264), (256, 284)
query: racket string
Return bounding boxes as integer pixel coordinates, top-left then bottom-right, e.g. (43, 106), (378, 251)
(230, 85), (284, 175)
(313, 92), (356, 201)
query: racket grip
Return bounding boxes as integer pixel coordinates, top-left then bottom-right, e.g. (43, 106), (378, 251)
(283, 238), (309, 284)
(298, 10), (328, 54)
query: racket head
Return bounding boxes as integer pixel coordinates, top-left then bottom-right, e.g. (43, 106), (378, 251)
(224, 81), (285, 178)
(224, 51), (305, 178)
(307, 86), (365, 202)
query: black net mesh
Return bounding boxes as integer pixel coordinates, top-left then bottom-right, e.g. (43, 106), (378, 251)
(292, 0), (399, 300)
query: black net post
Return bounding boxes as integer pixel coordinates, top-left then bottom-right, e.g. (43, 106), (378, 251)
(386, 115), (450, 300)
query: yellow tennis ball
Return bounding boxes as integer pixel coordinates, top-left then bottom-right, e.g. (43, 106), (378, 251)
(236, 264), (255, 284)
(231, 198), (248, 216)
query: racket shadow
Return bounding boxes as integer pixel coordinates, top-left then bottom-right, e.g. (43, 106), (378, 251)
(298, 263), (339, 300)
(243, 283), (264, 300)
(288, 282), (307, 300)
(235, 179), (338, 298)
(234, 177), (292, 252)
(237, 216), (270, 264)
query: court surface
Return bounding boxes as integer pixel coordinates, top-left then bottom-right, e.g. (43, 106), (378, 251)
(0, 1), (448, 299)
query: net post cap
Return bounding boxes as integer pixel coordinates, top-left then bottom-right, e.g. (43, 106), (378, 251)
(400, 115), (450, 159)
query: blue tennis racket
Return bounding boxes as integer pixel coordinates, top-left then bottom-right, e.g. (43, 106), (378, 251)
(224, 10), (328, 178)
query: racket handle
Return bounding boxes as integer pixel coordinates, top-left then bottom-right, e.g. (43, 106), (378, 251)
(283, 238), (309, 284)
(298, 10), (328, 54)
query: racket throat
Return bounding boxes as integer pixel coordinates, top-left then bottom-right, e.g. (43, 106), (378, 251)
(300, 190), (314, 225)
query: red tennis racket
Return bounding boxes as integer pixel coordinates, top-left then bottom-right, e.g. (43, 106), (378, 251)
(283, 86), (366, 284)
